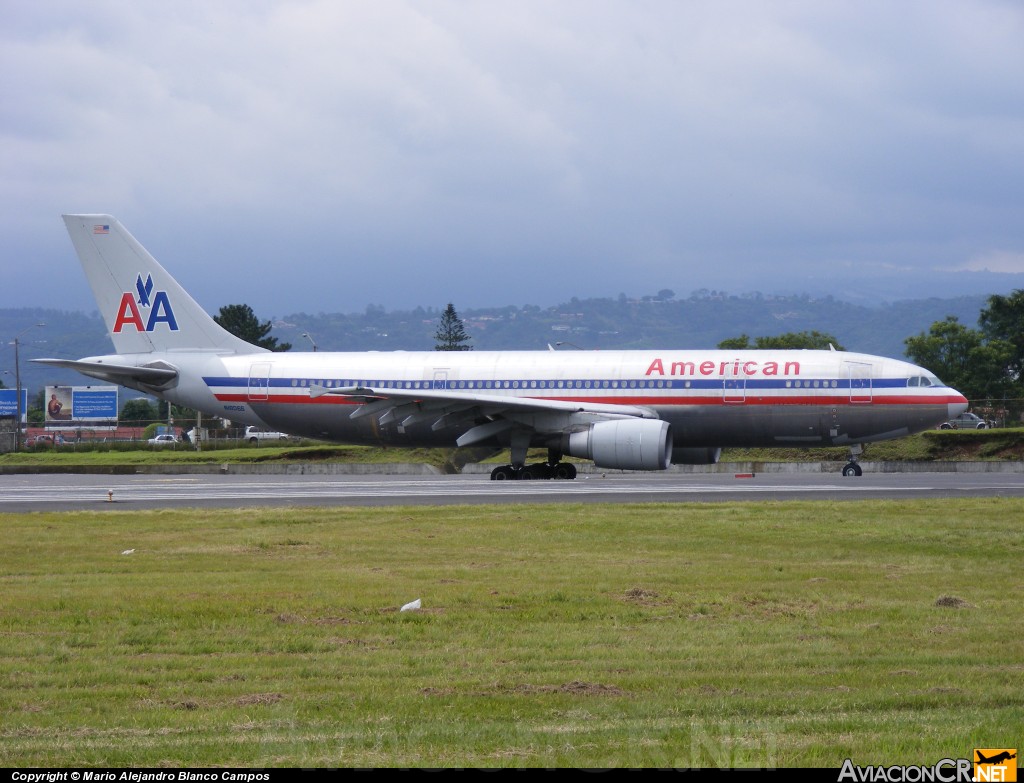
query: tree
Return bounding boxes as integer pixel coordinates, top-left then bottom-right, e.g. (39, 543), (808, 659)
(434, 303), (472, 351)
(28, 388), (44, 425)
(716, 331), (843, 350)
(213, 304), (292, 351)
(120, 398), (158, 427)
(717, 334), (751, 350)
(754, 331), (843, 350)
(903, 316), (1016, 402)
(979, 289), (1024, 381)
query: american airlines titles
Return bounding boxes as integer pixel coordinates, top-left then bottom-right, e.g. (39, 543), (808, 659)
(645, 358), (801, 377)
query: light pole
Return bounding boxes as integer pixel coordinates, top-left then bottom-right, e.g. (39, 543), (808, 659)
(301, 332), (318, 352)
(10, 322), (45, 452)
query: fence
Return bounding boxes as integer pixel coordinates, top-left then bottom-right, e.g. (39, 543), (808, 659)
(2, 419), (251, 452)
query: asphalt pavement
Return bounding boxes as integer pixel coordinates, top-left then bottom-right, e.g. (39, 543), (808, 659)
(1, 470), (1021, 512)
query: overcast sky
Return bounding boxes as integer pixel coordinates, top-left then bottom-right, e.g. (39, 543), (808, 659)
(3, 1), (1024, 319)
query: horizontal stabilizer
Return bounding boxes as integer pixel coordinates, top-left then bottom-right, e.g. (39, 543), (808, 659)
(32, 358), (178, 385)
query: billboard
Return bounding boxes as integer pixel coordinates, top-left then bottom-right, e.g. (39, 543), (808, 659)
(45, 385), (118, 425)
(0, 388), (29, 423)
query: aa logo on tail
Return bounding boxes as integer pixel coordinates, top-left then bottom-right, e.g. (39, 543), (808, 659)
(974, 749), (1017, 782)
(113, 274), (179, 333)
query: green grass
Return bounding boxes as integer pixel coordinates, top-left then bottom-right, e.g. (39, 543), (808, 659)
(1, 500), (1021, 767)
(725, 428), (1024, 463)
(5, 429), (1023, 470)
(0, 443), (458, 468)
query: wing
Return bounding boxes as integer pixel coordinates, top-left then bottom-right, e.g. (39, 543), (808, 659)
(310, 384), (658, 446)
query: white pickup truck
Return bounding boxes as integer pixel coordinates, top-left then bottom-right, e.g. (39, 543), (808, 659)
(245, 426), (289, 445)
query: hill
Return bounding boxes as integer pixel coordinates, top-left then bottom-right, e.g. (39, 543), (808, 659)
(272, 291), (991, 357)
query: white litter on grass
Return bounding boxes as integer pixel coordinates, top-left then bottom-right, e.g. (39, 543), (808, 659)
(121, 549), (135, 555)
(400, 598), (421, 612)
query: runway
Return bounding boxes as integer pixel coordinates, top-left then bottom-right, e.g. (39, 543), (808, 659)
(1, 471), (1021, 511)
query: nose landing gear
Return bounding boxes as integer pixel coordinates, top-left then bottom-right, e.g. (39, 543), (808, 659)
(842, 444), (863, 477)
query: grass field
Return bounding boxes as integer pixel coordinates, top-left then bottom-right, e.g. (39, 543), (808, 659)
(1, 499), (1021, 768)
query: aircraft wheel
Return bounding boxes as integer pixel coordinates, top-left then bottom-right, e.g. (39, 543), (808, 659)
(553, 462), (577, 480)
(532, 463), (555, 480)
(842, 463), (862, 477)
(491, 465), (515, 481)
(517, 467), (534, 480)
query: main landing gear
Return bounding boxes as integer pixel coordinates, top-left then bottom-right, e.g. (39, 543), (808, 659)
(842, 444), (863, 477)
(489, 443), (578, 480)
(490, 461), (577, 481)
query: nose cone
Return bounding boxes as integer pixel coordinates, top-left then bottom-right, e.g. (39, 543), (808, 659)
(948, 389), (968, 419)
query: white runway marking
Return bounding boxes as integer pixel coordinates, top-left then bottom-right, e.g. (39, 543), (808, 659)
(1, 472), (1019, 510)
(0, 475), (943, 505)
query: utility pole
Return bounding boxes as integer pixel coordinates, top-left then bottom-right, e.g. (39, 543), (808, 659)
(10, 323), (45, 452)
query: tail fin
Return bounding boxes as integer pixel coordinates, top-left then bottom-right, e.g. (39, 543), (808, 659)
(62, 214), (264, 356)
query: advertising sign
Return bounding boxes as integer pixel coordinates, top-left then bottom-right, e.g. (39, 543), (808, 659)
(0, 388), (29, 422)
(45, 385), (118, 424)
(71, 388), (119, 419)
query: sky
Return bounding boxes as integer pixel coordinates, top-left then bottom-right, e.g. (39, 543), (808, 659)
(3, 0), (1024, 319)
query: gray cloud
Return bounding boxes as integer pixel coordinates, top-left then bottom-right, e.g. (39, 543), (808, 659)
(3, 0), (1023, 318)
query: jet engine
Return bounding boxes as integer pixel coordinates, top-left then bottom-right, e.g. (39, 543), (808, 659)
(670, 446), (722, 465)
(563, 419), (672, 471)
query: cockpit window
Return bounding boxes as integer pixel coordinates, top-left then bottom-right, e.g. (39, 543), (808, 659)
(908, 373), (942, 388)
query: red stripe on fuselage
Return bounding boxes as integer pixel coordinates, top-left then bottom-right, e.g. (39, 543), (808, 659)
(211, 392), (963, 407)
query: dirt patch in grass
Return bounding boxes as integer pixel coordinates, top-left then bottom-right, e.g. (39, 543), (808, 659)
(235, 693), (284, 707)
(934, 595), (975, 609)
(167, 693), (284, 710)
(622, 587), (670, 606)
(420, 682), (630, 698)
(509, 681), (629, 697)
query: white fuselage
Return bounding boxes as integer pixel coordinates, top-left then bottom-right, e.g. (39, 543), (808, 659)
(98, 347), (967, 453)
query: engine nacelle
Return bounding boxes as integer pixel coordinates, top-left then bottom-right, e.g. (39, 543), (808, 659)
(564, 419), (672, 471)
(670, 446), (722, 465)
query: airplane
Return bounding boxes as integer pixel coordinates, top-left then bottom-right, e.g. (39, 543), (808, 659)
(975, 751), (1016, 765)
(35, 214), (969, 479)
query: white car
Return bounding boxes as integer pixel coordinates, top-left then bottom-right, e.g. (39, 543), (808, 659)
(148, 434), (180, 446)
(245, 426), (288, 444)
(939, 412), (990, 430)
